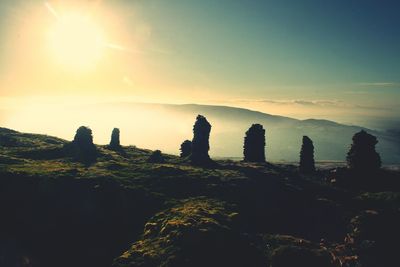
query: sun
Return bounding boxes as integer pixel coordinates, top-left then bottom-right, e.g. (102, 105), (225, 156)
(47, 13), (105, 71)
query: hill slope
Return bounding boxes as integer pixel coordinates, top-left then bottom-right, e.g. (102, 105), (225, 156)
(0, 128), (399, 267)
(3, 103), (399, 163)
(99, 103), (400, 163)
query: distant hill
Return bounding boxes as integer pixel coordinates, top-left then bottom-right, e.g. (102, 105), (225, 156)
(91, 103), (399, 164)
(2, 102), (399, 163)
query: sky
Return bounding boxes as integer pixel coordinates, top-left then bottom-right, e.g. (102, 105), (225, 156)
(0, 0), (399, 133)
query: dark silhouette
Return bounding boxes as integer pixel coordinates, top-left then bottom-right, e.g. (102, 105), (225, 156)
(243, 124), (265, 162)
(109, 128), (121, 149)
(190, 115), (212, 164)
(65, 126), (97, 163)
(148, 150), (165, 163)
(299, 136), (315, 173)
(180, 140), (192, 158)
(346, 130), (381, 172)
(73, 126), (94, 146)
(271, 245), (333, 267)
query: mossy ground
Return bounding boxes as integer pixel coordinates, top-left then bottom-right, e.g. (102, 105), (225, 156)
(0, 127), (399, 267)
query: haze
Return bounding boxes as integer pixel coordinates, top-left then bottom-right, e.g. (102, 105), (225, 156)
(1, 0), (399, 153)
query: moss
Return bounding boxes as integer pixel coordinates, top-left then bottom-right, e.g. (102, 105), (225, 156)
(269, 235), (334, 265)
(0, 127), (398, 267)
(348, 210), (400, 266)
(113, 198), (264, 267)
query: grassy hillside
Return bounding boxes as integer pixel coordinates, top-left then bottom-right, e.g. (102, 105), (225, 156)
(0, 127), (399, 267)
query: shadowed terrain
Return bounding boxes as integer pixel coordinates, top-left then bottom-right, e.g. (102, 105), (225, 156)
(0, 127), (399, 267)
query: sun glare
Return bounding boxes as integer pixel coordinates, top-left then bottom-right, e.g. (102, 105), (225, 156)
(47, 13), (105, 71)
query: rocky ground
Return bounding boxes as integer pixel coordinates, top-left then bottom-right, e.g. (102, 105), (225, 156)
(0, 127), (399, 267)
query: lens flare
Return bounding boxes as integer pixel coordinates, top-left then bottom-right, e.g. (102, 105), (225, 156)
(47, 12), (105, 71)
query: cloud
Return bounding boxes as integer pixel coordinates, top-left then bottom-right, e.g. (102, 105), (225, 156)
(356, 82), (400, 88)
(293, 100), (317, 106)
(344, 91), (369, 95)
(234, 98), (390, 111)
(257, 99), (340, 107)
(353, 104), (391, 111)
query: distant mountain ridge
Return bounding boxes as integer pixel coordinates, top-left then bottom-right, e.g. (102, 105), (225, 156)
(2, 102), (399, 163)
(87, 102), (400, 163)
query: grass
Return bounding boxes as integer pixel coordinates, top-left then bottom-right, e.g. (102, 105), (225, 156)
(0, 127), (399, 267)
(113, 198), (246, 267)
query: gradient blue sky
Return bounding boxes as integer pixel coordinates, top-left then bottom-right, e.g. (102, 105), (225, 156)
(137, 0), (400, 85)
(0, 0), (399, 129)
